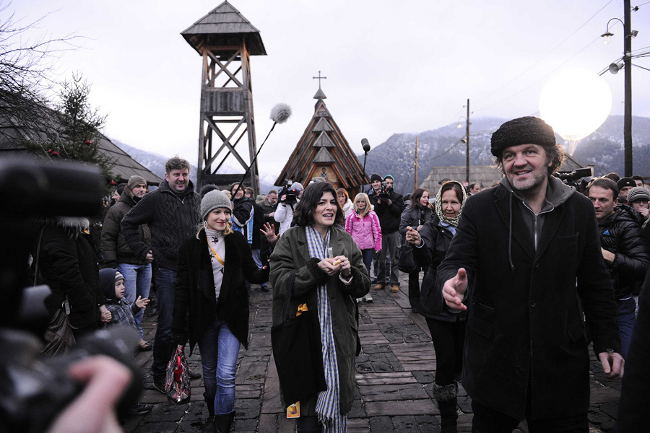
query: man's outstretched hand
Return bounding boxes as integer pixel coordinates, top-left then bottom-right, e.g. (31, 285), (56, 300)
(442, 268), (468, 311)
(598, 351), (624, 379)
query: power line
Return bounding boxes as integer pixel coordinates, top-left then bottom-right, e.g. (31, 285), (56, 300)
(633, 63), (650, 72)
(475, 36), (602, 114)
(473, 0), (614, 105)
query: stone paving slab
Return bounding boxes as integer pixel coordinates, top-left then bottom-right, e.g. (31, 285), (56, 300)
(126, 271), (622, 433)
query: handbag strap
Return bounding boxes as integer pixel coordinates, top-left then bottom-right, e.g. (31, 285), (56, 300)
(282, 269), (300, 322)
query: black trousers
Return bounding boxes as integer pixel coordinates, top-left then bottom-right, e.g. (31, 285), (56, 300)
(425, 317), (465, 386)
(471, 400), (588, 433)
(296, 416), (322, 433)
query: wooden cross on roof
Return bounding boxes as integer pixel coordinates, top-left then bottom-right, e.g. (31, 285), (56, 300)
(313, 71), (327, 89)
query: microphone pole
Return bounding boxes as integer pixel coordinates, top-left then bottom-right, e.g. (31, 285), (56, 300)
(361, 138), (371, 194)
(232, 104), (292, 199)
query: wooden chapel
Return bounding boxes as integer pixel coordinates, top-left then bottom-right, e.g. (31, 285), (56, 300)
(274, 81), (368, 197)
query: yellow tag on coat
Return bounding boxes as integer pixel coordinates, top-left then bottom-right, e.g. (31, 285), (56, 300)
(287, 402), (300, 418)
(296, 303), (308, 316)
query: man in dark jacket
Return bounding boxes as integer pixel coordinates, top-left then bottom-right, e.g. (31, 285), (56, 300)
(230, 183), (255, 245)
(101, 175), (153, 351)
(373, 174), (404, 292)
(588, 177), (649, 360)
(121, 157), (201, 392)
(439, 117), (623, 431)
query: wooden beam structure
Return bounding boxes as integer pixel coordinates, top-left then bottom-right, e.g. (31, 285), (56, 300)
(182, 1), (266, 193)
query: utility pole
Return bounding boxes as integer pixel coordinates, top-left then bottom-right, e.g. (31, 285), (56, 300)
(465, 99), (471, 184)
(414, 136), (419, 191)
(624, 0), (633, 176)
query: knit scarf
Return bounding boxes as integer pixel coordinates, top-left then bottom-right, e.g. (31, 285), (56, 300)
(434, 181), (467, 227)
(304, 225), (346, 433)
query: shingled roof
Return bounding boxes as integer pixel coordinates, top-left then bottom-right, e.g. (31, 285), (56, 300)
(182, 1), (266, 56)
(0, 95), (162, 185)
(274, 99), (368, 189)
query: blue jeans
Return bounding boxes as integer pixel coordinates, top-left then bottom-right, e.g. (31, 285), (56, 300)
(118, 263), (152, 339)
(152, 267), (177, 379)
(198, 319), (240, 415)
(617, 297), (636, 360)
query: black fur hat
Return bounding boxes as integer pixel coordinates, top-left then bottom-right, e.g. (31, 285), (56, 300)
(491, 116), (556, 157)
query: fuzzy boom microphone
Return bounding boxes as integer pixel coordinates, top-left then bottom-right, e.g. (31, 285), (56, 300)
(232, 103), (292, 198)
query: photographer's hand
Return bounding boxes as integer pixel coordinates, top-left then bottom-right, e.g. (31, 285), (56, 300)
(47, 356), (132, 433)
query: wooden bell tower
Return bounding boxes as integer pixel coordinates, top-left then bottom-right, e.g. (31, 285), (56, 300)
(182, 1), (266, 193)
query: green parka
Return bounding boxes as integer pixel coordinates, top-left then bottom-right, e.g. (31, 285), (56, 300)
(269, 226), (370, 415)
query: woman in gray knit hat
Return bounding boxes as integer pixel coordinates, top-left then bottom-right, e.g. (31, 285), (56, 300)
(171, 189), (271, 432)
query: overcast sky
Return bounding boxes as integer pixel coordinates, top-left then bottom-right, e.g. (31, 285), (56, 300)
(13, 0), (650, 177)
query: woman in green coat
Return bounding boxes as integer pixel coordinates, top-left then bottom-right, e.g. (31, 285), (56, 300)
(270, 182), (370, 433)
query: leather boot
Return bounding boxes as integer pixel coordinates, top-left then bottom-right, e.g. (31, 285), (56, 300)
(214, 411), (235, 433)
(433, 383), (458, 433)
(203, 396), (215, 433)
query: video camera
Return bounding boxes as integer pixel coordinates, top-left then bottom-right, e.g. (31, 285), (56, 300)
(279, 179), (300, 205)
(379, 181), (393, 199)
(0, 158), (142, 433)
(553, 167), (593, 194)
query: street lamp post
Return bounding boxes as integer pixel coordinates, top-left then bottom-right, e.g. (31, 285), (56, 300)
(624, 0), (632, 176)
(602, 0), (635, 176)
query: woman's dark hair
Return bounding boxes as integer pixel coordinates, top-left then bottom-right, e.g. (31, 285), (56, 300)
(411, 188), (429, 207)
(440, 181), (465, 203)
(293, 182), (345, 227)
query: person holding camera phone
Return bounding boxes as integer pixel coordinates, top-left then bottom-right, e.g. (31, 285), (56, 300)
(371, 175), (404, 293)
(275, 181), (303, 235)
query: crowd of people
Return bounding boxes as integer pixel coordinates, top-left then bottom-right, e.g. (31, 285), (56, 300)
(31, 115), (650, 433)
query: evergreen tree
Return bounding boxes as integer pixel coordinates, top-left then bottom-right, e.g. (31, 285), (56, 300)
(23, 73), (115, 182)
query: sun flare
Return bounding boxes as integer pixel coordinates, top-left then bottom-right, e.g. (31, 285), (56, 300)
(539, 69), (612, 146)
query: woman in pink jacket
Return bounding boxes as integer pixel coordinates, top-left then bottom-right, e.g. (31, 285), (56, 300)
(345, 193), (381, 302)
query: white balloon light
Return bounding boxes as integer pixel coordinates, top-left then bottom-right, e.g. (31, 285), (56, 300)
(539, 69), (612, 154)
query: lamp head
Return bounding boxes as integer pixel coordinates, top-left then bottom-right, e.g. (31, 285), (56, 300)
(601, 31), (614, 44)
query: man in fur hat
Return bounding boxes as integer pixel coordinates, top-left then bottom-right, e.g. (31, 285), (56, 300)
(439, 116), (623, 431)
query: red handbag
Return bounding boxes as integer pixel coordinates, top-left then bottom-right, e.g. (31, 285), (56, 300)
(165, 345), (191, 404)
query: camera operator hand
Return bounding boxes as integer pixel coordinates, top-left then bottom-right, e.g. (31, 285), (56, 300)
(47, 356), (132, 433)
(280, 194), (287, 204)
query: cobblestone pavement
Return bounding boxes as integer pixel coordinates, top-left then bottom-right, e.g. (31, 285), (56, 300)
(124, 272), (622, 433)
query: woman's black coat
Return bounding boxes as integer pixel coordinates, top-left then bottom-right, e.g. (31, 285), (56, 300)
(171, 229), (269, 354)
(38, 221), (106, 334)
(413, 215), (465, 321)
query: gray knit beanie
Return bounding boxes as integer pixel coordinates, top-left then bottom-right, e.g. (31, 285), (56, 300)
(627, 187), (650, 204)
(126, 175), (147, 192)
(491, 116), (556, 157)
(201, 190), (232, 220)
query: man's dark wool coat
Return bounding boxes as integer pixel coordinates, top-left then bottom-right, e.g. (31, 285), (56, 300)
(436, 179), (621, 420)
